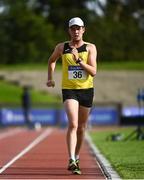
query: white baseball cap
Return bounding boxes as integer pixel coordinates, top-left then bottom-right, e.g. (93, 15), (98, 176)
(69, 17), (84, 27)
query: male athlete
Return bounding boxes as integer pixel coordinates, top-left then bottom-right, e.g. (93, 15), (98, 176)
(47, 17), (97, 175)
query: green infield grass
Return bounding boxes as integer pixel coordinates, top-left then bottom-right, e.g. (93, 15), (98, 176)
(0, 80), (61, 106)
(90, 127), (144, 179)
(0, 63), (61, 71)
(0, 61), (144, 70)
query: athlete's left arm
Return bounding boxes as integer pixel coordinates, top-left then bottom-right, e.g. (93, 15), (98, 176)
(79, 43), (97, 77)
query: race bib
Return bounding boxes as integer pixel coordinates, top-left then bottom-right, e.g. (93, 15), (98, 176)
(68, 66), (87, 79)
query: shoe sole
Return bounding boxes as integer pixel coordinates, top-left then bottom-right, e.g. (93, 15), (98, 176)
(72, 170), (81, 175)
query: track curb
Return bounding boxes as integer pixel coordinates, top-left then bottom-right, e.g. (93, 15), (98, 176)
(85, 132), (121, 180)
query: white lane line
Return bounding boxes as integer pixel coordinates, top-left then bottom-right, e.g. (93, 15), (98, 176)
(0, 128), (24, 140)
(0, 128), (52, 174)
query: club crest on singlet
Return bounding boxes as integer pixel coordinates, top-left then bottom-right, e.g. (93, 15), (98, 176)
(68, 66), (87, 79)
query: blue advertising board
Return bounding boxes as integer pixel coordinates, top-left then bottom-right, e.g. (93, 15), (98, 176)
(89, 107), (119, 125)
(0, 108), (57, 126)
(0, 108), (25, 125)
(0, 106), (119, 126)
(122, 106), (144, 117)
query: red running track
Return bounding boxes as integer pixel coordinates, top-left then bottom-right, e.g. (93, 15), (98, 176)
(0, 127), (105, 179)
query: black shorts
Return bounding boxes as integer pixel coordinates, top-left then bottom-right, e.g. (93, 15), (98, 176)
(62, 88), (94, 107)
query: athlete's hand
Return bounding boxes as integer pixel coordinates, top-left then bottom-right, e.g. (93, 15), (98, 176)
(71, 47), (79, 61)
(46, 80), (55, 87)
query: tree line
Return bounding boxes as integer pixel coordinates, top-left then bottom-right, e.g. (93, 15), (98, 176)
(0, 0), (144, 64)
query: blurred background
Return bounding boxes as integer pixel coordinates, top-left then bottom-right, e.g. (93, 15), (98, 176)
(0, 0), (144, 127)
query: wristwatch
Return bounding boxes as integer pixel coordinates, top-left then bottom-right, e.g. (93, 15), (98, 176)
(76, 58), (82, 64)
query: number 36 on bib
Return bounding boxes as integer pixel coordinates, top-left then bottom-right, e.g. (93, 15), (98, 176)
(68, 66), (87, 80)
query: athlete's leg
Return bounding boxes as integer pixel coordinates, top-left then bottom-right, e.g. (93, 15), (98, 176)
(64, 99), (79, 160)
(75, 105), (91, 158)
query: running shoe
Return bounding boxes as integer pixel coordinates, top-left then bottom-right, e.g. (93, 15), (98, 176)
(67, 159), (77, 171)
(67, 159), (81, 175)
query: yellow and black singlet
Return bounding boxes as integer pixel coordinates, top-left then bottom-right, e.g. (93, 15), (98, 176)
(61, 42), (94, 89)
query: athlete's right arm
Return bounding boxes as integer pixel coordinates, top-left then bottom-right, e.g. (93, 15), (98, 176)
(47, 43), (64, 87)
